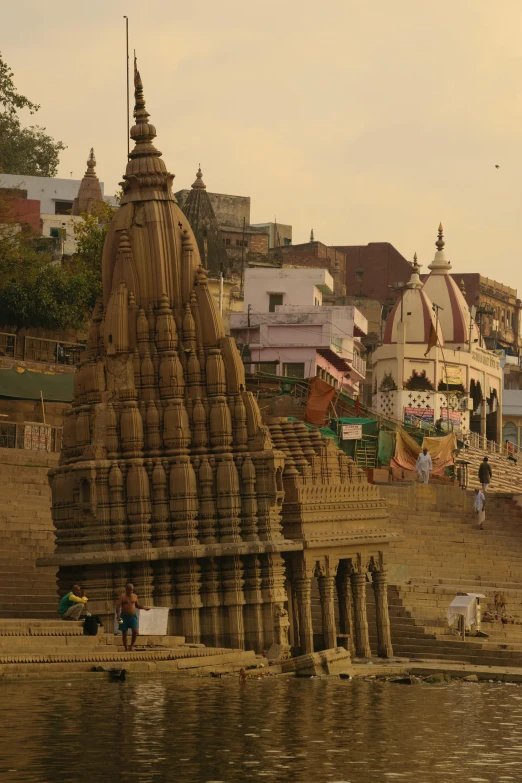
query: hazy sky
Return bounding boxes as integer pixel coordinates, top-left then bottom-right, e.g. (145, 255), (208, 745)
(3, 1), (522, 289)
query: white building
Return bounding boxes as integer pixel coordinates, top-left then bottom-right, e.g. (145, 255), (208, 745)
(230, 267), (367, 395)
(1, 156), (114, 256)
(372, 227), (503, 440)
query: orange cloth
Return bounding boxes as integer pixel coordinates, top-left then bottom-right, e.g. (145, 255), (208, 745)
(304, 377), (336, 426)
(391, 427), (456, 476)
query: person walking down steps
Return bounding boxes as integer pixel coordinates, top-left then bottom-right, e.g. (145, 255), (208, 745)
(416, 447), (432, 484)
(474, 488), (486, 530)
(478, 456), (492, 492)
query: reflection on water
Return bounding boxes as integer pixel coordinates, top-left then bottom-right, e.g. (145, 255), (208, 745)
(2, 676), (522, 782)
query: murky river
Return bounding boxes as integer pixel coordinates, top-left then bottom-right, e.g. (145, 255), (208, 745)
(1, 676), (522, 782)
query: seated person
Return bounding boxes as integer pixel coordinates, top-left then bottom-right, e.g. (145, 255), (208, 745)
(58, 584), (89, 620)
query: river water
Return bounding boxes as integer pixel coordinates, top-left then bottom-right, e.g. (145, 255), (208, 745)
(1, 676), (522, 782)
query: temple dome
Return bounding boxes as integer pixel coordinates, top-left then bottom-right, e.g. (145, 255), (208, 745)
(383, 255), (444, 346)
(422, 224), (480, 346)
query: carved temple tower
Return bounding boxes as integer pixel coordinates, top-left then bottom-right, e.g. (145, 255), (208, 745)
(46, 63), (396, 658)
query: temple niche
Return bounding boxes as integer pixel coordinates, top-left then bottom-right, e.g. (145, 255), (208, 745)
(47, 61), (396, 658)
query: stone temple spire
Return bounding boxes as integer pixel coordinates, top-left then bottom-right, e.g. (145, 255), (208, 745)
(181, 165), (228, 273)
(71, 148), (103, 215)
(120, 56), (174, 204)
(427, 222), (451, 274)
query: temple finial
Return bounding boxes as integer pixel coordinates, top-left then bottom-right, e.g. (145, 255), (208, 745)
(436, 223), (445, 251)
(192, 164), (206, 190)
(412, 252), (419, 273)
(133, 55), (146, 117)
(83, 148), (97, 179)
(310, 228), (314, 242)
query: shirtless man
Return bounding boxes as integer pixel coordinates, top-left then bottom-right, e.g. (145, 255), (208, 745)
(116, 583), (150, 651)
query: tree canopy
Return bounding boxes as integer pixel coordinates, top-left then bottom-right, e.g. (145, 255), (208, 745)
(0, 51), (65, 177)
(0, 194), (114, 331)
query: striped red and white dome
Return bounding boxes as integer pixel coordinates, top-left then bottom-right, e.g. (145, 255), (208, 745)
(422, 225), (480, 346)
(383, 257), (444, 345)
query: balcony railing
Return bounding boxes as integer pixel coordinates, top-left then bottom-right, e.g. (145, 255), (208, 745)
(350, 353), (366, 378)
(0, 421), (62, 452)
(0, 332), (16, 358)
(23, 337), (83, 366)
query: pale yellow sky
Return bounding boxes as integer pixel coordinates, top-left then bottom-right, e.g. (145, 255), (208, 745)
(3, 0), (522, 289)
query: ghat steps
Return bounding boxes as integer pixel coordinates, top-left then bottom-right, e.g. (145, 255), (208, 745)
(460, 444), (522, 493)
(0, 449), (59, 619)
(0, 619), (264, 676)
(380, 487), (522, 666)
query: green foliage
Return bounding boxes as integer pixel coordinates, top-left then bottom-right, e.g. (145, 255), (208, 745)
(71, 199), (116, 307)
(0, 51), (65, 176)
(0, 251), (95, 330)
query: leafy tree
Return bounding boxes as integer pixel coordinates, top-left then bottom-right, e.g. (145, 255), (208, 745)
(72, 199), (116, 306)
(0, 51), (65, 176)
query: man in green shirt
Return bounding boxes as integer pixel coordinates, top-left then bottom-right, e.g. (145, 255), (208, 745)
(58, 585), (89, 620)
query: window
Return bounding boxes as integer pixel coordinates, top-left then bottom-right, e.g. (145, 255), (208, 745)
(258, 362), (278, 375)
(235, 239), (248, 247)
(223, 238), (231, 246)
(50, 227), (60, 238)
(269, 293), (284, 312)
(507, 311), (511, 327)
(284, 238), (292, 246)
(502, 309), (505, 322)
(283, 363), (305, 379)
(54, 201), (73, 215)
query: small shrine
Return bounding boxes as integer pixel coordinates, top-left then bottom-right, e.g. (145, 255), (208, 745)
(372, 229), (502, 440)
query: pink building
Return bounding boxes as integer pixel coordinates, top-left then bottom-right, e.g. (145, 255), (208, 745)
(230, 267), (367, 394)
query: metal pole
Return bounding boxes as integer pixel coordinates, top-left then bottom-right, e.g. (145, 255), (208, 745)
(124, 16), (130, 158)
(219, 270), (223, 315)
(240, 216), (246, 295)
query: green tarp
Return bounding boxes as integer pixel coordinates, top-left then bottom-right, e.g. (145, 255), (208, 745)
(0, 367), (74, 402)
(378, 430), (395, 466)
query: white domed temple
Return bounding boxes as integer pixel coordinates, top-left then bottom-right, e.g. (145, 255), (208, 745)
(372, 227), (502, 440)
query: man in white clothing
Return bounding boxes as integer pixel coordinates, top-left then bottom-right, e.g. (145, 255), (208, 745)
(474, 488), (485, 530)
(416, 447), (432, 484)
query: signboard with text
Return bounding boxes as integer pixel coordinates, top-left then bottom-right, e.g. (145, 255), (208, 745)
(403, 407), (434, 428)
(342, 424), (363, 440)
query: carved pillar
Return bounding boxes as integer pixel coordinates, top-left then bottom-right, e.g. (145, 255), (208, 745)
(294, 576), (314, 655)
(174, 559), (202, 644)
(200, 557), (221, 648)
(317, 572), (337, 650)
(350, 570), (371, 658)
(221, 556), (245, 649)
(372, 570), (393, 658)
(338, 566), (356, 657)
(243, 555), (264, 653)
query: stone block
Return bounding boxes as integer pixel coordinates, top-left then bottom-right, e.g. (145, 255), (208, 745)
(367, 468), (389, 484)
(391, 467), (403, 481)
(402, 470), (418, 482)
(281, 647), (353, 677)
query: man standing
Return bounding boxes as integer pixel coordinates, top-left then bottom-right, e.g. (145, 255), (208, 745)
(116, 583), (151, 652)
(474, 488), (486, 530)
(58, 585), (89, 620)
(416, 447), (432, 484)
(478, 456), (492, 492)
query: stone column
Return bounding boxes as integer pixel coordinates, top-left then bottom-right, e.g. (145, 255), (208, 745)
(294, 576), (314, 655)
(480, 398), (487, 442)
(372, 570), (393, 658)
(318, 574), (337, 650)
(350, 571), (371, 658)
(338, 568), (356, 657)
